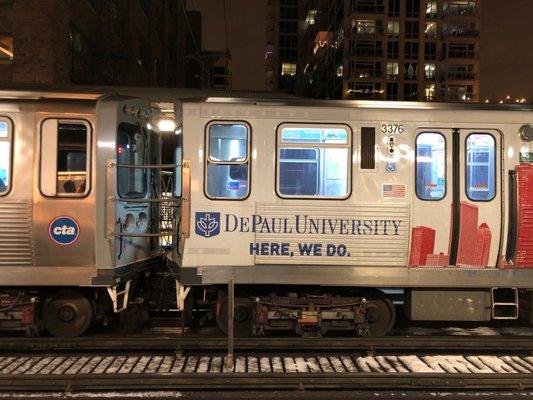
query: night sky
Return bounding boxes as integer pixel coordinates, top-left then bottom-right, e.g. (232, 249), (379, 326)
(188, 0), (533, 101)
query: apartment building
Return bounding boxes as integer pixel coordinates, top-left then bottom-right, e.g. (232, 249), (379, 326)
(0, 0), (187, 87)
(300, 0), (480, 101)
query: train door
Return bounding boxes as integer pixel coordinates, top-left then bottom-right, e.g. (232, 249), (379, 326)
(410, 129), (502, 268)
(36, 118), (95, 271)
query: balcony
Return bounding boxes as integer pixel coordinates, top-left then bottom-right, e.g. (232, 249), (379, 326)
(441, 50), (477, 60)
(445, 92), (476, 102)
(444, 71), (476, 80)
(350, 70), (383, 79)
(351, 0), (385, 14)
(442, 3), (479, 17)
(442, 28), (479, 38)
(351, 48), (384, 57)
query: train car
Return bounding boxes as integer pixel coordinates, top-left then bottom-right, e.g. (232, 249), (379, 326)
(0, 90), (180, 337)
(175, 97), (533, 336)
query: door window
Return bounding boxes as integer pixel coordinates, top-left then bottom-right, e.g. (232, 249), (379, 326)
(415, 132), (446, 200)
(465, 133), (496, 201)
(40, 120), (90, 197)
(117, 123), (148, 199)
(0, 119), (11, 195)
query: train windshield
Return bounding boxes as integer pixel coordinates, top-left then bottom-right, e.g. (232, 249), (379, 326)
(117, 123), (148, 199)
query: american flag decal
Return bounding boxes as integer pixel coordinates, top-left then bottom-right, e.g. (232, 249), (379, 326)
(382, 184), (406, 198)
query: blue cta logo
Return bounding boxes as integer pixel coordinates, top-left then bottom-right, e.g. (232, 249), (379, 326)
(49, 216), (80, 245)
(195, 212), (220, 238)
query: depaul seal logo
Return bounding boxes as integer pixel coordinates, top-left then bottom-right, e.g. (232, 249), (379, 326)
(49, 216), (80, 246)
(195, 212), (220, 238)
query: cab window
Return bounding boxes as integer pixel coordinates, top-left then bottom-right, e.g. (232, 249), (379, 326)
(205, 122), (250, 199)
(117, 123), (148, 199)
(0, 119), (12, 195)
(40, 119), (90, 197)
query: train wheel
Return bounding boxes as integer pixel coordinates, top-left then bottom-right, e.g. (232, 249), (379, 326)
(43, 290), (93, 338)
(363, 292), (396, 337)
(215, 297), (254, 337)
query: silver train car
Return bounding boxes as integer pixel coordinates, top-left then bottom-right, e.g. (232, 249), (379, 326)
(174, 97), (533, 336)
(0, 90), (181, 337)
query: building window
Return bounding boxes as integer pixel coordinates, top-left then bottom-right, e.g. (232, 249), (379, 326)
(466, 134), (496, 201)
(424, 83), (436, 100)
(387, 21), (399, 38)
(406, 0), (421, 17)
(416, 132), (446, 200)
(0, 36), (13, 64)
(280, 20), (298, 33)
(277, 125), (350, 198)
(426, 1), (438, 17)
(424, 63), (436, 80)
(305, 9), (317, 25)
(386, 82), (399, 100)
(350, 61), (382, 78)
(404, 83), (418, 100)
(387, 62), (399, 79)
(404, 62), (418, 80)
(404, 42), (418, 59)
(425, 22), (437, 38)
(388, 0), (400, 16)
(41, 120), (90, 197)
(137, 33), (148, 69)
(387, 41), (399, 58)
(405, 21), (419, 38)
(117, 123), (148, 199)
(281, 62), (297, 76)
(0, 119), (12, 195)
(206, 123), (250, 200)
(350, 40), (382, 56)
(353, 19), (379, 34)
(424, 42), (436, 60)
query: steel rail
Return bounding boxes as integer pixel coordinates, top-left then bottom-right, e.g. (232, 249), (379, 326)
(0, 372), (531, 391)
(1, 335), (532, 353)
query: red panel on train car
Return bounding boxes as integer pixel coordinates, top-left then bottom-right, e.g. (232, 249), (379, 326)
(515, 164), (533, 267)
(425, 253), (449, 266)
(456, 202), (479, 266)
(472, 223), (491, 267)
(408, 226), (435, 266)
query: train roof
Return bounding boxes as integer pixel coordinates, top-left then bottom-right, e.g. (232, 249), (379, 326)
(0, 85), (532, 112)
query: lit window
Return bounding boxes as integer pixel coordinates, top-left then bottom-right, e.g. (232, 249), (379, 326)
(387, 21), (399, 37)
(466, 134), (496, 201)
(424, 63), (436, 79)
(387, 62), (399, 79)
(0, 119), (12, 195)
(426, 0), (438, 17)
(277, 125), (350, 198)
(41, 120), (90, 197)
(354, 19), (376, 34)
(281, 62), (297, 76)
(206, 123), (250, 199)
(305, 9), (317, 25)
(416, 132), (446, 200)
(0, 36), (13, 64)
(424, 83), (436, 101)
(425, 22), (437, 38)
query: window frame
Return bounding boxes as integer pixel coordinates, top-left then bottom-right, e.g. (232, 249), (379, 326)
(0, 116), (13, 197)
(275, 123), (353, 200)
(415, 131), (447, 202)
(39, 118), (92, 199)
(464, 132), (497, 202)
(204, 120), (252, 201)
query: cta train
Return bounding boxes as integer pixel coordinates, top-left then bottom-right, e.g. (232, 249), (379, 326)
(0, 89), (532, 337)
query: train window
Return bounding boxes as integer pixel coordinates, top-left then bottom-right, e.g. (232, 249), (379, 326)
(277, 125), (351, 198)
(117, 123), (148, 199)
(0, 119), (11, 195)
(465, 133), (496, 201)
(206, 122), (250, 199)
(40, 119), (90, 197)
(415, 132), (446, 200)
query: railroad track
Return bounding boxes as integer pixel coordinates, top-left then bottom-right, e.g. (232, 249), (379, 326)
(0, 352), (532, 391)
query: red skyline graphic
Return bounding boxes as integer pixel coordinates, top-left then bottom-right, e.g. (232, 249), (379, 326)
(409, 202), (491, 268)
